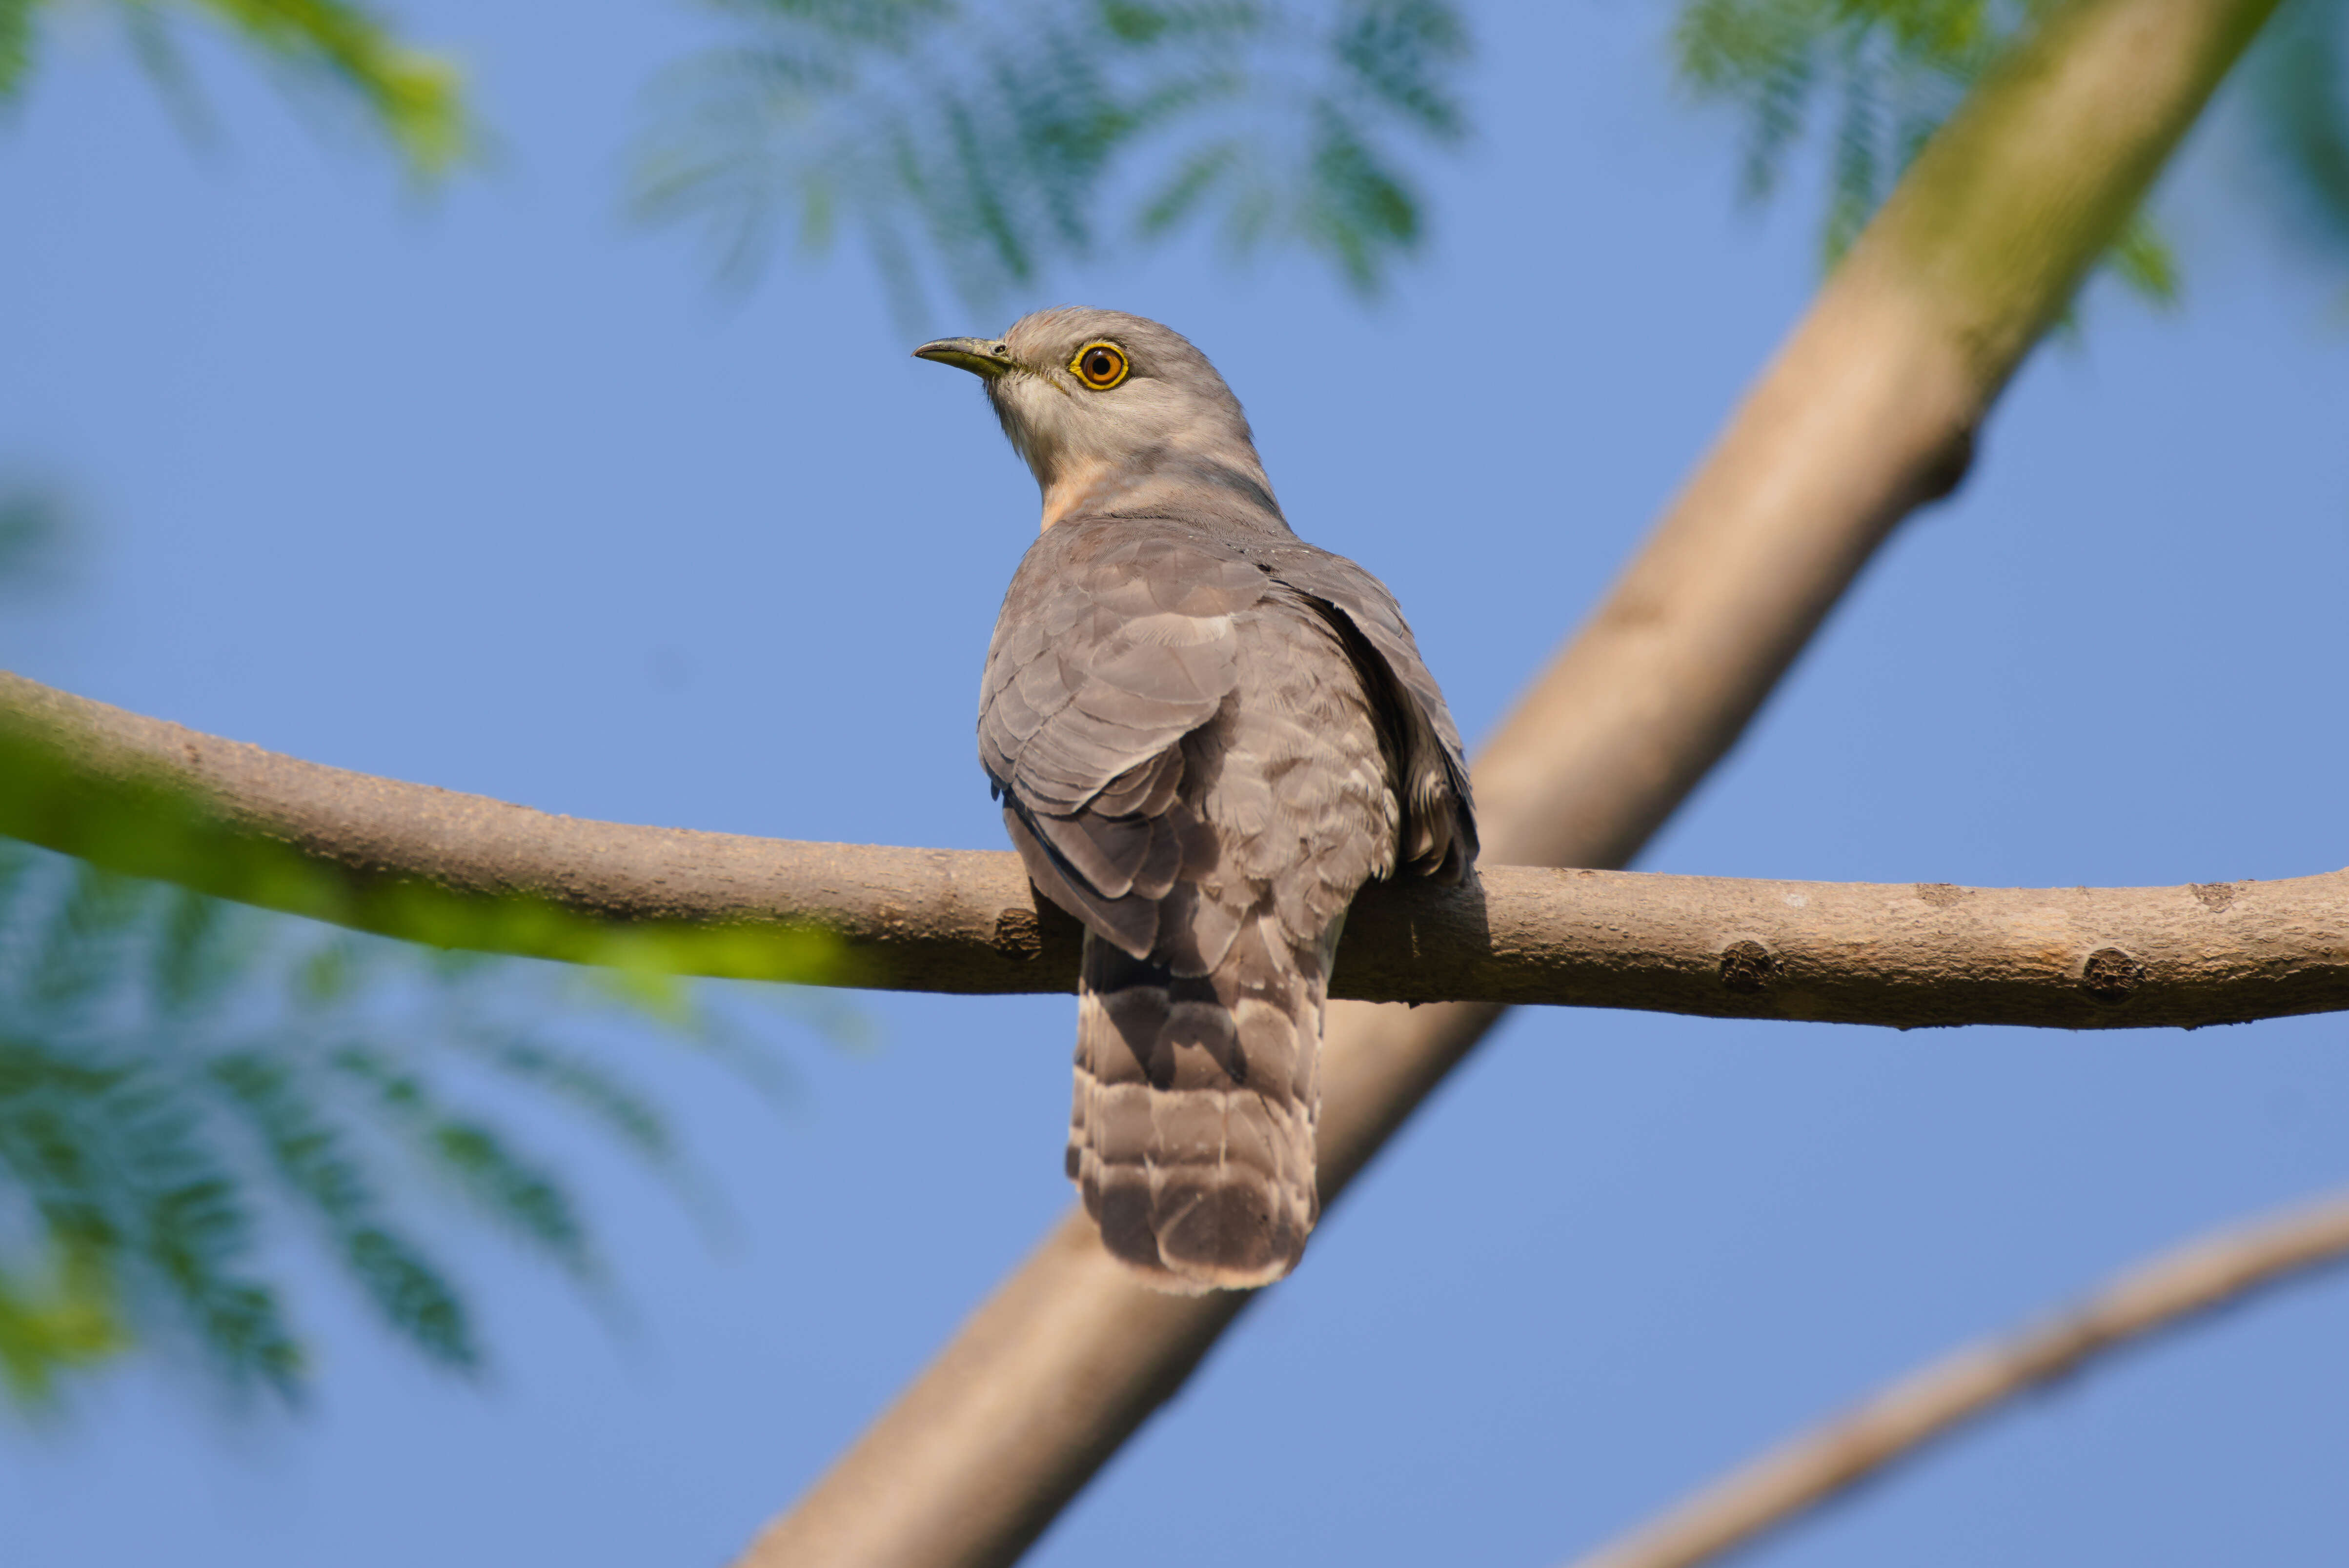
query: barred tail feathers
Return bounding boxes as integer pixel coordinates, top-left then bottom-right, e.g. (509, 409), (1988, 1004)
(1067, 918), (1324, 1293)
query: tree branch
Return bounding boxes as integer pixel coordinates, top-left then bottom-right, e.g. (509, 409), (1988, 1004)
(1560, 1190), (2349, 1568)
(5, 672), (2342, 1029)
(736, 0), (2291, 1562)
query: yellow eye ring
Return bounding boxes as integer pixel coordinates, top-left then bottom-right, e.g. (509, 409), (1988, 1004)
(1070, 341), (1130, 390)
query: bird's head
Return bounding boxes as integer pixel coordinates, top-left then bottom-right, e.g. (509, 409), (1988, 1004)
(915, 307), (1283, 533)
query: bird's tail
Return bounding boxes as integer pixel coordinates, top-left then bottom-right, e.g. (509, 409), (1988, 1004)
(1068, 916), (1325, 1293)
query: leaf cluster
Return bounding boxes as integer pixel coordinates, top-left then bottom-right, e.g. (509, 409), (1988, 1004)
(1674, 0), (2349, 303)
(0, 839), (770, 1409)
(2247, 0), (2349, 266)
(0, 0), (468, 179)
(630, 0), (1471, 318)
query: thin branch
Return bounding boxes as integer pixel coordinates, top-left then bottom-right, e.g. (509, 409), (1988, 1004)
(741, 0), (2291, 1563)
(1561, 1189), (2349, 1568)
(4, 673), (2342, 1028)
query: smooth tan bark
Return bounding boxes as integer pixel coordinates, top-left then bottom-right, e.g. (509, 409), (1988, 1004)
(738, 0), (2288, 1562)
(5, 672), (2342, 1030)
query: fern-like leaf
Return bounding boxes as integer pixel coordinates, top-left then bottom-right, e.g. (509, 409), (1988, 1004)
(632, 0), (1473, 319)
(0, 841), (800, 1408)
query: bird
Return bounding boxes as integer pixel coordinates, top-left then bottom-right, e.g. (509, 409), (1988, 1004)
(915, 307), (1477, 1292)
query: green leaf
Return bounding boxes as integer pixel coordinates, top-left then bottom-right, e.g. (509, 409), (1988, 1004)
(0, 1244), (125, 1407)
(0, 1039), (132, 1260)
(458, 1038), (675, 1167)
(0, 840), (807, 1407)
(185, 0), (472, 177)
(32, 865), (150, 1020)
(330, 1046), (596, 1279)
(208, 1051), (476, 1368)
(106, 1066), (304, 1396)
(0, 0), (32, 106)
(632, 0), (1473, 316)
(2248, 0), (2349, 258)
(1671, 0), (2183, 304)
(153, 886), (264, 1019)
(0, 0), (471, 179)
(2108, 211), (2182, 306)
(425, 1119), (594, 1276)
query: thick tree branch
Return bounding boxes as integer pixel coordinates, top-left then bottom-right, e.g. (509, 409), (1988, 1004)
(739, 0), (2290, 1563)
(5, 672), (2342, 1029)
(1561, 1190), (2349, 1568)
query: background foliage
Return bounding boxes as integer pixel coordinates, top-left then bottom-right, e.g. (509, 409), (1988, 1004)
(0, 832), (785, 1407)
(0, 0), (467, 174)
(626, 0), (2349, 313)
(0, 480), (797, 1407)
(631, 0), (1472, 318)
(7, 0), (2342, 312)
(1672, 0), (2349, 299)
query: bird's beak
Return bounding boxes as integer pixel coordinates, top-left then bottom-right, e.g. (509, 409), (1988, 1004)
(913, 337), (1017, 380)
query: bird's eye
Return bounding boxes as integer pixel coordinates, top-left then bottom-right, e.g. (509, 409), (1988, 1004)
(1070, 342), (1130, 390)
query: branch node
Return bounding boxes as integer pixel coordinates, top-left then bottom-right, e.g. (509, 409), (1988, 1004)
(2190, 882), (2239, 912)
(2081, 946), (2146, 1005)
(1720, 940), (1777, 995)
(991, 905), (1042, 960)
(1911, 424), (1978, 506)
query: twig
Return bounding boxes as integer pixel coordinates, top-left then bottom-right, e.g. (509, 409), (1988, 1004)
(1562, 1190), (2349, 1568)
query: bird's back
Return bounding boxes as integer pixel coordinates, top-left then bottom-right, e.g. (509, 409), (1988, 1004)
(982, 511), (1474, 1289)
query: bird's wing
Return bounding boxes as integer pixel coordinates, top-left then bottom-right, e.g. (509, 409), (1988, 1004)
(981, 519), (1271, 956)
(1250, 542), (1479, 882)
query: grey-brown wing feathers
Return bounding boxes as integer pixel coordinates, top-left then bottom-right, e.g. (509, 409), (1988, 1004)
(1249, 543), (1478, 884)
(981, 516), (1474, 1290)
(983, 526), (1264, 956)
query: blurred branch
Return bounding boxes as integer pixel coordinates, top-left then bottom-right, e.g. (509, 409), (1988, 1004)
(0, 670), (854, 987)
(1560, 1189), (2349, 1568)
(741, 0), (2288, 1562)
(1673, 0), (2187, 301)
(5, 672), (2345, 1027)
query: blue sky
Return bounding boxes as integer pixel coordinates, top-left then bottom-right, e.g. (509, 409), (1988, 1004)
(4, 2), (2348, 1565)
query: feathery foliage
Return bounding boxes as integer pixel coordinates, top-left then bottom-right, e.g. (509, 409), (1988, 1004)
(631, 0), (1471, 318)
(2247, 0), (2349, 266)
(0, 839), (775, 1409)
(1674, 0), (2349, 302)
(0, 487), (67, 593)
(1673, 0), (2178, 300)
(0, 0), (468, 178)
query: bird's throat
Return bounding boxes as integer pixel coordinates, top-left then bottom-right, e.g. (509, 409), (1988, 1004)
(1037, 458), (1119, 532)
(1038, 454), (1283, 534)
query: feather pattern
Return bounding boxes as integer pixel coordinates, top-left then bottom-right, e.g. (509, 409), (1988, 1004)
(947, 307), (1476, 1289)
(984, 515), (1472, 1288)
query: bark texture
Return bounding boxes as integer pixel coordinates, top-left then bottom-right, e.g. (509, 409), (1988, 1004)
(5, 672), (2342, 1030)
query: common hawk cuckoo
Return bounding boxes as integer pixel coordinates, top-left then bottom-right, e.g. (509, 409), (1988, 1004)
(916, 308), (1477, 1292)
